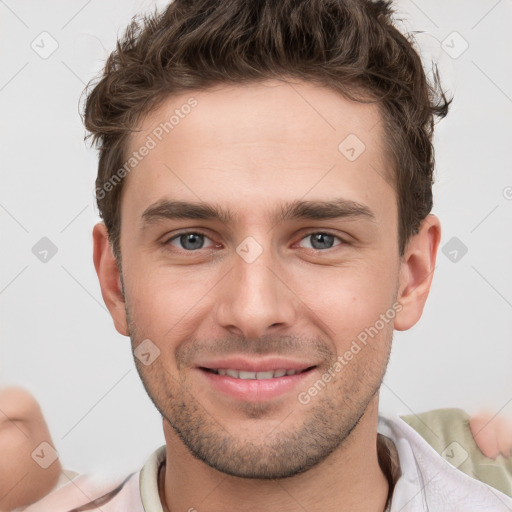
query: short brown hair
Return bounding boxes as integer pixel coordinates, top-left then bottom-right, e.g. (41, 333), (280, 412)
(83, 0), (450, 262)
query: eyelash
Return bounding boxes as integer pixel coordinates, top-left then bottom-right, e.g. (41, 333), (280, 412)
(162, 230), (346, 253)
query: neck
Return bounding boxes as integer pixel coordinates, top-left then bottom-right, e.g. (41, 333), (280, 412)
(159, 396), (390, 512)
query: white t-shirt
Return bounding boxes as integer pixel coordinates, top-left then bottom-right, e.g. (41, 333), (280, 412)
(22, 413), (512, 512)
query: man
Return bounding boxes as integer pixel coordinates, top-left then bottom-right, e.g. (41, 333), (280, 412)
(20, 0), (512, 510)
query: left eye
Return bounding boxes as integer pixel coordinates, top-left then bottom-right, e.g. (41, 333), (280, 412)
(298, 232), (343, 251)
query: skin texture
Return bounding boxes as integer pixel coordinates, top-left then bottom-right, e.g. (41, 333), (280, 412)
(93, 79), (441, 511)
(0, 387), (62, 511)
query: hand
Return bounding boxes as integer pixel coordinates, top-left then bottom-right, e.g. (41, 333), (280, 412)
(0, 387), (62, 511)
(469, 410), (512, 459)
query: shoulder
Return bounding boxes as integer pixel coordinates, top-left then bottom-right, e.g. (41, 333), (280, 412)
(378, 411), (512, 510)
(399, 408), (512, 498)
(20, 445), (167, 512)
(399, 407), (471, 450)
(21, 470), (143, 512)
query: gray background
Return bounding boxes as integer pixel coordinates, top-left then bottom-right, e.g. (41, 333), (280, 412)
(1, 0), (511, 475)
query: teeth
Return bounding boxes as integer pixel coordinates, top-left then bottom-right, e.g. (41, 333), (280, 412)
(212, 368), (304, 379)
(239, 371), (257, 379)
(256, 371), (274, 380)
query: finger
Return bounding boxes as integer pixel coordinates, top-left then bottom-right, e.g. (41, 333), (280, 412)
(469, 412), (500, 459)
(496, 416), (512, 458)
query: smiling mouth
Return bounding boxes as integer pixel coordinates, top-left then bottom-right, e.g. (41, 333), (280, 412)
(200, 367), (316, 380)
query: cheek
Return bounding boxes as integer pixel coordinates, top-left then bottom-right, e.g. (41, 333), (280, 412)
(297, 262), (398, 343)
(126, 265), (216, 340)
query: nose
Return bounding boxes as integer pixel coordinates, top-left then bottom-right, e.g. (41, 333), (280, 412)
(214, 236), (298, 340)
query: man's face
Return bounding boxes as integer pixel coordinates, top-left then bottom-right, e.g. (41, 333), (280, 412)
(116, 79), (402, 478)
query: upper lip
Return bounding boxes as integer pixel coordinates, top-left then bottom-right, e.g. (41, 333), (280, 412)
(197, 357), (317, 372)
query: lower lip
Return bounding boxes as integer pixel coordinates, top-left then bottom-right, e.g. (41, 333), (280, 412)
(198, 368), (315, 401)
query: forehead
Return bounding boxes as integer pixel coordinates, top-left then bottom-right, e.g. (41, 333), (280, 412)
(132, 79), (385, 151)
(122, 79), (394, 224)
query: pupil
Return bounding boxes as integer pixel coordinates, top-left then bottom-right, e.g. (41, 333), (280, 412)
(181, 233), (204, 250)
(311, 233), (333, 250)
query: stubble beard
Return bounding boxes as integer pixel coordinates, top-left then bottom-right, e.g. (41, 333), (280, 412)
(126, 304), (391, 479)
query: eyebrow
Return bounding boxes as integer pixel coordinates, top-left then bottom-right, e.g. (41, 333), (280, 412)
(140, 198), (376, 228)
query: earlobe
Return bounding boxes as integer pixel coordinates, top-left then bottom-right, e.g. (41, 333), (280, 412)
(394, 215), (441, 331)
(92, 222), (129, 336)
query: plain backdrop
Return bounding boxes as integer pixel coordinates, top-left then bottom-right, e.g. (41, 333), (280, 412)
(1, 0), (511, 475)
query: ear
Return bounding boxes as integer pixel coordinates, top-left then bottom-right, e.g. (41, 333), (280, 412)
(394, 214), (441, 331)
(92, 222), (129, 336)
